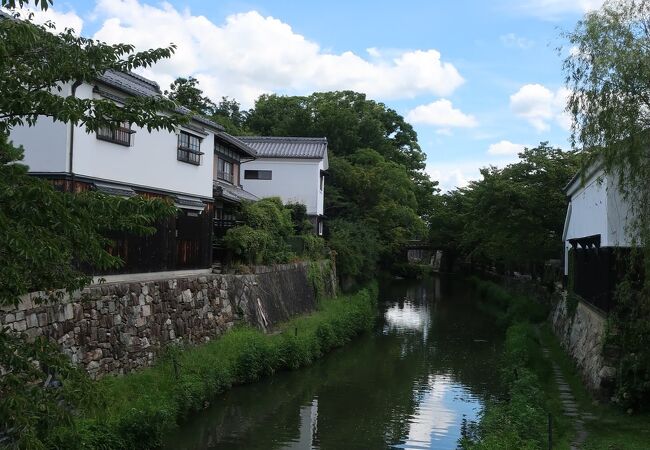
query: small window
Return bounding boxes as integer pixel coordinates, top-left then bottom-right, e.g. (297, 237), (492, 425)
(97, 121), (134, 146)
(177, 131), (204, 165)
(217, 158), (234, 183)
(244, 170), (272, 180)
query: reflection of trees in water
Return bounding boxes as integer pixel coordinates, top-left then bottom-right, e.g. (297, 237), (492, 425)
(164, 276), (503, 450)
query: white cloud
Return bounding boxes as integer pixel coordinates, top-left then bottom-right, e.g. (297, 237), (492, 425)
(514, 0), (605, 19)
(406, 99), (477, 129)
(509, 83), (571, 132)
(487, 140), (527, 155)
(4, 5), (83, 33)
(426, 155), (521, 192)
(500, 33), (534, 49)
(86, 0), (464, 107)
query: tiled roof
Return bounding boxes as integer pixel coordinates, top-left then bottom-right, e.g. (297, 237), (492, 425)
(238, 136), (328, 159)
(97, 70), (223, 131)
(215, 132), (257, 158)
(213, 180), (259, 203)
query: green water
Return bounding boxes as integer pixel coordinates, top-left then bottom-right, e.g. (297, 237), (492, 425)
(163, 275), (502, 449)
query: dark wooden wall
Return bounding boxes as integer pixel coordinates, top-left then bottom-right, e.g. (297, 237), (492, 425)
(570, 247), (630, 313)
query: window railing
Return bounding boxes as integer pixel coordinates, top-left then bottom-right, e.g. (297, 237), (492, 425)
(97, 126), (133, 146)
(217, 170), (233, 183)
(177, 147), (203, 165)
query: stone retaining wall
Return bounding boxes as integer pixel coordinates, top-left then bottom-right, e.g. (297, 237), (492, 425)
(551, 292), (616, 396)
(0, 260), (336, 378)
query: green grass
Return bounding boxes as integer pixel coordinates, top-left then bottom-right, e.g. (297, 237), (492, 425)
(44, 284), (378, 450)
(461, 279), (573, 449)
(540, 326), (650, 450)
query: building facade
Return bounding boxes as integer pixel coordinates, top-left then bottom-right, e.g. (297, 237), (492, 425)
(238, 136), (328, 235)
(562, 163), (633, 312)
(9, 70), (257, 274)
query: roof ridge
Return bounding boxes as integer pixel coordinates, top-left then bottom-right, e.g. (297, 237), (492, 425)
(239, 136), (327, 142)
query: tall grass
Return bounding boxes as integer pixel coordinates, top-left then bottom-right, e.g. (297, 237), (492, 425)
(45, 284), (378, 449)
(461, 279), (571, 449)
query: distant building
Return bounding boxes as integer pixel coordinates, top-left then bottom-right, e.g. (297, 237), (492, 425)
(239, 137), (328, 235)
(562, 162), (633, 312)
(9, 70), (257, 274)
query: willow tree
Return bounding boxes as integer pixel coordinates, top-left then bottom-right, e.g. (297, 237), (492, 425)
(564, 0), (650, 411)
(0, 0), (188, 445)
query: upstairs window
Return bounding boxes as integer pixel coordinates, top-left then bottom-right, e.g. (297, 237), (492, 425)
(217, 158), (234, 183)
(96, 121), (134, 146)
(177, 131), (203, 165)
(244, 170), (272, 180)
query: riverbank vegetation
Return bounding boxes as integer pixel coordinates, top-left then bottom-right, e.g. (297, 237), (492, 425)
(461, 279), (571, 449)
(465, 279), (650, 449)
(33, 286), (377, 449)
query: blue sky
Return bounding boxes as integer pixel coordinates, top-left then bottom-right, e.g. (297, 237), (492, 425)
(33, 0), (604, 190)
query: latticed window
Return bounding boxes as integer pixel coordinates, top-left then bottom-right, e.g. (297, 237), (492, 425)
(177, 131), (203, 165)
(96, 121), (134, 146)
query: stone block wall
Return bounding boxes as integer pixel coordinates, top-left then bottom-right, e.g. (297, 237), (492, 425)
(0, 260), (335, 378)
(551, 292), (616, 396)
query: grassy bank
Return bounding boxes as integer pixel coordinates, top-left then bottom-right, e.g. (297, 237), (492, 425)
(461, 278), (572, 449)
(45, 285), (378, 449)
(540, 327), (650, 450)
(465, 278), (650, 449)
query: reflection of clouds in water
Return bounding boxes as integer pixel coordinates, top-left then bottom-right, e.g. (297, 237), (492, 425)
(282, 398), (318, 450)
(383, 301), (430, 342)
(395, 374), (481, 449)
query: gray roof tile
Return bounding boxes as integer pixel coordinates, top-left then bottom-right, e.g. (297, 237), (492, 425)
(214, 180), (259, 203)
(97, 70), (223, 131)
(238, 136), (327, 159)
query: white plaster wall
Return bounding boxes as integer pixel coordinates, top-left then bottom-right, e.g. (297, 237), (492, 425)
(565, 171), (608, 243)
(606, 173), (634, 246)
(241, 158), (323, 215)
(563, 169), (608, 274)
(71, 84), (214, 198)
(10, 117), (69, 173)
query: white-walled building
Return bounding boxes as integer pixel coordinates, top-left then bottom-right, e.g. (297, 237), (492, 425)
(9, 70), (258, 273)
(239, 137), (328, 235)
(562, 162), (633, 311)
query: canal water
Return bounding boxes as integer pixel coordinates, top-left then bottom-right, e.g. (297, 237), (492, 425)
(164, 275), (503, 450)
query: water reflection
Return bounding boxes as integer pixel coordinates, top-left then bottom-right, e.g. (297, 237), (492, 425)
(163, 276), (502, 450)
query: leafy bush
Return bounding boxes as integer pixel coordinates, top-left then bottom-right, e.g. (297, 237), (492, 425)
(328, 218), (380, 284)
(469, 277), (549, 326)
(224, 197), (295, 264)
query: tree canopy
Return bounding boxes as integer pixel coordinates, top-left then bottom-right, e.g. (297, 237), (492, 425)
(1, 4), (183, 446)
(429, 143), (581, 275)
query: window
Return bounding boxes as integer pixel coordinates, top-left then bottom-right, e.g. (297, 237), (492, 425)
(244, 170), (272, 180)
(96, 121), (134, 146)
(177, 131), (204, 165)
(217, 158), (234, 183)
(320, 174), (324, 191)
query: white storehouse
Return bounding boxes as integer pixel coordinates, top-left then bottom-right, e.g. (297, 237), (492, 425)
(9, 70), (257, 273)
(239, 137), (328, 235)
(562, 162), (632, 311)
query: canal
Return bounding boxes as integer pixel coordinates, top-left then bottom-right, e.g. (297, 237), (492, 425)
(164, 275), (503, 449)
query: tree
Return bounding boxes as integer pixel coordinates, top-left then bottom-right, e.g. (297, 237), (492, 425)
(564, 0), (650, 411)
(1, 3), (184, 446)
(165, 76), (216, 117)
(428, 143), (581, 275)
(245, 92), (436, 281)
